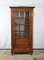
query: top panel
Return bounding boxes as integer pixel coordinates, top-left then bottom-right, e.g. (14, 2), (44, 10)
(10, 6), (35, 8)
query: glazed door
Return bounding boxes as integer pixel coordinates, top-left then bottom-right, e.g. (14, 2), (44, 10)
(13, 11), (32, 53)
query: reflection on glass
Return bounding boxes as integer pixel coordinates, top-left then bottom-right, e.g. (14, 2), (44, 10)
(14, 11), (29, 38)
(25, 12), (29, 17)
(25, 18), (29, 24)
(15, 25), (19, 30)
(20, 25), (24, 30)
(15, 32), (19, 37)
(15, 18), (25, 24)
(14, 11), (29, 17)
(20, 32), (24, 37)
(19, 18), (25, 24)
(15, 18), (19, 24)
(15, 12), (19, 17)
(20, 12), (24, 17)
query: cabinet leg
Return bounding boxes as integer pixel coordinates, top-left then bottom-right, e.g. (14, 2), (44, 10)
(30, 53), (32, 55)
(30, 51), (33, 55)
(11, 51), (13, 55)
(12, 53), (13, 55)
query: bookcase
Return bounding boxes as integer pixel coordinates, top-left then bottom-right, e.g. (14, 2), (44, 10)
(10, 6), (34, 55)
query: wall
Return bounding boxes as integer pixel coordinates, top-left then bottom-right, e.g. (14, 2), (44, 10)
(0, 0), (44, 49)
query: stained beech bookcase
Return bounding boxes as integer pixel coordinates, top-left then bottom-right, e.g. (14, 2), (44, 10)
(10, 6), (35, 55)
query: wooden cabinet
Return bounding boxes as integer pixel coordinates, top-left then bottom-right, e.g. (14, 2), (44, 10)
(10, 6), (34, 55)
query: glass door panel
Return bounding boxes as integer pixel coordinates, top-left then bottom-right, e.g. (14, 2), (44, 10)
(14, 11), (29, 38)
(15, 25), (19, 31)
(15, 32), (19, 37)
(15, 18), (25, 24)
(20, 32), (24, 37)
(25, 18), (29, 24)
(25, 12), (29, 17)
(20, 12), (24, 17)
(19, 18), (25, 24)
(25, 25), (29, 30)
(15, 18), (19, 24)
(15, 12), (19, 17)
(20, 25), (24, 31)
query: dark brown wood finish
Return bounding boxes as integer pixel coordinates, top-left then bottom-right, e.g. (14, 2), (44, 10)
(10, 6), (34, 55)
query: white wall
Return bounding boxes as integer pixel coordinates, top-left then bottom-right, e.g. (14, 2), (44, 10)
(0, 0), (44, 49)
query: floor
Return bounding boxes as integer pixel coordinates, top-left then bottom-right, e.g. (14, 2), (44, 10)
(0, 50), (44, 60)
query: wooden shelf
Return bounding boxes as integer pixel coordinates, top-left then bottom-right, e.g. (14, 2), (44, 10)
(14, 30), (30, 32)
(14, 36), (30, 39)
(15, 24), (29, 25)
(14, 17), (29, 19)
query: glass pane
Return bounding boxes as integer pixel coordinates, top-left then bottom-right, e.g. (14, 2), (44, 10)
(25, 25), (29, 30)
(25, 12), (29, 17)
(19, 18), (25, 24)
(20, 25), (24, 30)
(25, 18), (29, 24)
(20, 12), (24, 17)
(15, 32), (19, 37)
(15, 12), (19, 17)
(15, 18), (19, 24)
(20, 32), (24, 37)
(15, 25), (19, 30)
